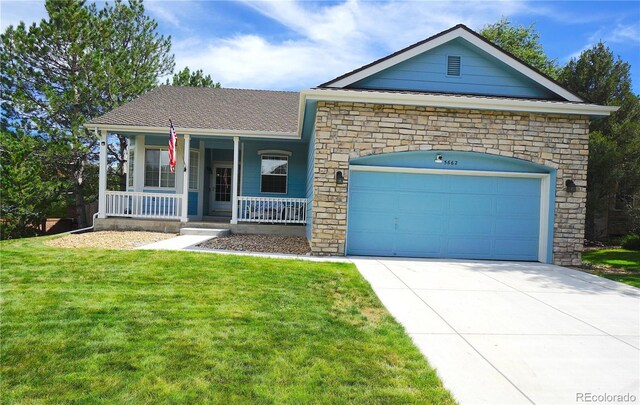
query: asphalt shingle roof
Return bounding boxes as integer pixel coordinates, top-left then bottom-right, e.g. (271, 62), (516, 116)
(87, 86), (300, 133)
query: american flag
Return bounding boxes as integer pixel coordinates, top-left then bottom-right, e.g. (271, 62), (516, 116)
(168, 120), (177, 173)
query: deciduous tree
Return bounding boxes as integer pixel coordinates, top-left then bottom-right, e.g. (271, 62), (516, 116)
(480, 17), (560, 78)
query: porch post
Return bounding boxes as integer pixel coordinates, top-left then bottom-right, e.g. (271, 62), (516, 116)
(231, 136), (239, 224)
(181, 134), (190, 222)
(98, 129), (108, 219)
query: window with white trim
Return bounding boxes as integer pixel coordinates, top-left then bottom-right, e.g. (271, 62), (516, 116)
(127, 149), (135, 187)
(260, 155), (288, 194)
(189, 150), (199, 190)
(144, 148), (175, 188)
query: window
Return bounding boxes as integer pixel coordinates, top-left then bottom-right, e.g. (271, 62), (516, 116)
(261, 155), (288, 194)
(189, 150), (199, 190)
(144, 148), (175, 188)
(127, 149), (135, 187)
(447, 55), (461, 76)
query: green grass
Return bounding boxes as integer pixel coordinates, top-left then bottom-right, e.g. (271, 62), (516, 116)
(0, 236), (455, 404)
(582, 248), (640, 288)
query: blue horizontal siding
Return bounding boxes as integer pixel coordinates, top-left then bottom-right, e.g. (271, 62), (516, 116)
(188, 191), (198, 216)
(350, 38), (557, 99)
(241, 140), (308, 198)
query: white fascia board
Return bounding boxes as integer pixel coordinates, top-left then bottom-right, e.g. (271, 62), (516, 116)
(325, 27), (583, 102)
(84, 124), (300, 140)
(301, 89), (618, 117)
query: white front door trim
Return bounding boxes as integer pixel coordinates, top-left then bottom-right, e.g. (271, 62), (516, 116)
(210, 163), (233, 214)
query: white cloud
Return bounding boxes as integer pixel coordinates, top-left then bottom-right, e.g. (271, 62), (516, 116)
(600, 22), (640, 44)
(0, 0), (47, 31)
(564, 22), (640, 62)
(173, 0), (531, 90)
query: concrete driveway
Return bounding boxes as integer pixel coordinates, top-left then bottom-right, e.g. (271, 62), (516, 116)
(352, 258), (640, 405)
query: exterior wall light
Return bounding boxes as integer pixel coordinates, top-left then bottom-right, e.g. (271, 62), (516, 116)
(336, 171), (344, 184)
(565, 179), (577, 193)
(435, 154), (443, 164)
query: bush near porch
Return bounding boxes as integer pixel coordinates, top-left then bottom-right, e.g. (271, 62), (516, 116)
(0, 237), (454, 404)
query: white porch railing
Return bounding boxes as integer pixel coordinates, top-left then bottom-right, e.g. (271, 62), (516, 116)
(238, 196), (307, 224)
(105, 191), (183, 220)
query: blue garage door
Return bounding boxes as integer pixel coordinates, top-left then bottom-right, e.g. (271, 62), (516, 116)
(347, 170), (541, 261)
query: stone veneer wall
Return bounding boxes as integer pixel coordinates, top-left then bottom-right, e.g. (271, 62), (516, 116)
(310, 101), (590, 266)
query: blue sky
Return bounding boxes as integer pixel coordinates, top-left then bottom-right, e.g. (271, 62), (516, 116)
(2, 0), (639, 93)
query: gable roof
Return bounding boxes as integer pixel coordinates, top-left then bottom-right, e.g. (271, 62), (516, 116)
(319, 24), (583, 102)
(86, 86), (300, 135)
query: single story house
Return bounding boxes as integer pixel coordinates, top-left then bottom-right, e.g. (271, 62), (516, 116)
(87, 24), (617, 266)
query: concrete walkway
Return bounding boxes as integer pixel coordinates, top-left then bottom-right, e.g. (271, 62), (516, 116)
(136, 234), (350, 262)
(352, 257), (640, 405)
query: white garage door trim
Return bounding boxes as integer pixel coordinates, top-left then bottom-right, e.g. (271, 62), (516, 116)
(349, 165), (551, 262)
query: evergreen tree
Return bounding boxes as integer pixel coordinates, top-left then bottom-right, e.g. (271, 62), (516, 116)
(559, 43), (640, 238)
(0, 129), (65, 239)
(168, 66), (221, 88)
(1, 0), (174, 227)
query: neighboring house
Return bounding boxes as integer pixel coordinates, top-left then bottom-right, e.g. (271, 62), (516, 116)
(86, 24), (616, 266)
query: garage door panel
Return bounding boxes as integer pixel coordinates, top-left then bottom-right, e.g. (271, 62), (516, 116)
(350, 170), (396, 188)
(349, 191), (395, 212)
(347, 169), (543, 261)
(496, 196), (540, 216)
(397, 194), (443, 213)
(348, 232), (395, 255)
(398, 214), (443, 233)
(495, 218), (539, 236)
(447, 176), (497, 193)
(497, 177), (541, 196)
(449, 194), (495, 215)
(396, 173), (444, 192)
(447, 237), (493, 256)
(448, 216), (496, 236)
(349, 213), (396, 232)
(493, 238), (538, 258)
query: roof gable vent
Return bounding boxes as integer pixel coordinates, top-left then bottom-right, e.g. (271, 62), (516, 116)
(447, 55), (461, 76)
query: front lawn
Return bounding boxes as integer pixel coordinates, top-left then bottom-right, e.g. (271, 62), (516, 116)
(581, 248), (640, 288)
(0, 237), (454, 404)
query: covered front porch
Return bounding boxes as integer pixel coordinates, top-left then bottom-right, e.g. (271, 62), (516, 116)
(97, 132), (310, 226)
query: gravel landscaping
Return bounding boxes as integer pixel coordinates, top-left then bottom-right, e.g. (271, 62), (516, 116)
(198, 234), (311, 255)
(44, 231), (175, 250)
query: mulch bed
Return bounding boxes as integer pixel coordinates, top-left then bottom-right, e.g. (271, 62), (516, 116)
(44, 231), (175, 250)
(197, 234), (311, 255)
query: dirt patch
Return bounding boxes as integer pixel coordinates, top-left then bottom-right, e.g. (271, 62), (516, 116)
(198, 234), (311, 255)
(45, 231), (175, 250)
(573, 264), (637, 276)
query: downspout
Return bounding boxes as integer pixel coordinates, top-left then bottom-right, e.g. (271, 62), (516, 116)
(67, 212), (99, 234)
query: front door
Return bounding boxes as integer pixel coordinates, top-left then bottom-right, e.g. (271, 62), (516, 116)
(210, 164), (233, 214)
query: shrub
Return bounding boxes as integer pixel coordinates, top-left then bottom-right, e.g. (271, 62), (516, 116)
(621, 234), (640, 251)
